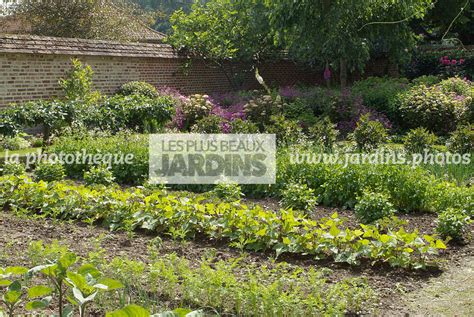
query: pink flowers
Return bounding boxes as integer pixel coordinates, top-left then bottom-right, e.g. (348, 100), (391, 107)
(439, 56), (465, 66)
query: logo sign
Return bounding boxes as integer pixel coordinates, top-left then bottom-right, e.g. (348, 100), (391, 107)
(149, 134), (276, 184)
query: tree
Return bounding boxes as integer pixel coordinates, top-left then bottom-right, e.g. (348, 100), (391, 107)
(168, 0), (277, 89)
(265, 0), (434, 87)
(7, 0), (152, 41)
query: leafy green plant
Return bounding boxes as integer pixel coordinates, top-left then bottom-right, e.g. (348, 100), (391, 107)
(118, 81), (159, 99)
(229, 119), (259, 133)
(354, 191), (396, 224)
(59, 58), (100, 104)
(84, 165), (115, 186)
(280, 183), (318, 212)
(0, 162), (26, 176)
(34, 161), (66, 182)
(309, 116), (339, 151)
(265, 115), (306, 147)
(397, 83), (471, 133)
(191, 115), (223, 133)
(411, 75), (441, 86)
(0, 135), (31, 151)
(244, 95), (282, 129)
(351, 113), (388, 152)
(403, 127), (438, 154)
(448, 124), (473, 154)
(436, 208), (472, 242)
(177, 94), (214, 130)
(212, 183), (243, 202)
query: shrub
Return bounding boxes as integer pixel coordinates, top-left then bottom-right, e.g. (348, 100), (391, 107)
(436, 208), (471, 242)
(175, 94), (214, 130)
(84, 165), (115, 186)
(229, 119), (259, 133)
(0, 135), (31, 150)
(397, 84), (471, 133)
(283, 99), (316, 126)
(59, 58), (100, 104)
(212, 183), (243, 202)
(351, 114), (388, 152)
(438, 77), (473, 96)
(265, 115), (306, 147)
(403, 128), (438, 154)
(49, 134), (148, 185)
(34, 161), (66, 182)
(354, 191), (396, 224)
(448, 124), (473, 154)
(280, 183), (318, 212)
(244, 95), (283, 128)
(118, 81), (159, 99)
(191, 115), (224, 133)
(90, 95), (175, 133)
(0, 161), (26, 176)
(351, 77), (409, 115)
(411, 75), (441, 86)
(309, 116), (339, 151)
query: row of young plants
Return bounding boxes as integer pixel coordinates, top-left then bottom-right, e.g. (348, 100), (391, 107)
(0, 175), (448, 269)
(1, 240), (377, 316)
(0, 241), (205, 317)
(45, 134), (473, 217)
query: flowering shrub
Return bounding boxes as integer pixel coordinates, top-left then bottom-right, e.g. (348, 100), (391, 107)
(439, 56), (466, 78)
(397, 83), (471, 133)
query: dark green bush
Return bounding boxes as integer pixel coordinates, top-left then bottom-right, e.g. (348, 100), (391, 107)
(34, 161), (66, 182)
(403, 128), (438, 154)
(448, 124), (473, 154)
(191, 115), (223, 133)
(351, 77), (409, 115)
(118, 81), (159, 99)
(354, 191), (396, 224)
(351, 114), (388, 152)
(229, 119), (259, 133)
(411, 75), (441, 86)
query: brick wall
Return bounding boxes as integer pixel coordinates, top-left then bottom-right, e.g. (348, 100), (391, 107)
(0, 35), (396, 107)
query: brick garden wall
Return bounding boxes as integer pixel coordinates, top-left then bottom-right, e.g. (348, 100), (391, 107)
(0, 35), (397, 107)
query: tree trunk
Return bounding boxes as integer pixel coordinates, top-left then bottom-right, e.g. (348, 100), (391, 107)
(340, 59), (347, 89)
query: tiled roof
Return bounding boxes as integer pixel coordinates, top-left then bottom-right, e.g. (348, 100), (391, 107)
(0, 34), (179, 58)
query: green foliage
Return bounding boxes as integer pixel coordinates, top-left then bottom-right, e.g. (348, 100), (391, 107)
(438, 77), (473, 96)
(280, 183), (318, 212)
(436, 208), (472, 242)
(84, 165), (116, 186)
(34, 162), (66, 182)
(59, 59), (99, 103)
(397, 83), (471, 133)
(351, 114), (388, 152)
(403, 128), (438, 154)
(118, 82), (159, 99)
(351, 77), (409, 116)
(0, 162), (26, 177)
(179, 94), (213, 129)
(92, 95), (175, 134)
(265, 115), (306, 147)
(212, 183), (243, 202)
(411, 75), (441, 86)
(448, 124), (474, 154)
(309, 116), (339, 151)
(355, 191), (396, 224)
(229, 119), (259, 133)
(0, 175), (448, 268)
(0, 135), (31, 151)
(190, 115), (223, 133)
(244, 95), (282, 129)
(49, 134), (148, 185)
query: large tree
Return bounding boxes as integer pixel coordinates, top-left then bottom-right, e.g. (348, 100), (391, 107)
(168, 0), (276, 88)
(4, 0), (152, 41)
(266, 0), (434, 86)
